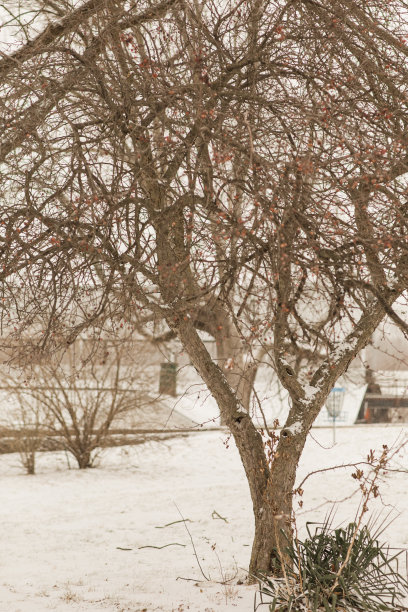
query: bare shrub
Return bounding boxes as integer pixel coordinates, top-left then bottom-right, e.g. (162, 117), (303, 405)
(3, 391), (44, 475)
(5, 338), (157, 469)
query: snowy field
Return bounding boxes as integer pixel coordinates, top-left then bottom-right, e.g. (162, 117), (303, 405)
(0, 425), (407, 612)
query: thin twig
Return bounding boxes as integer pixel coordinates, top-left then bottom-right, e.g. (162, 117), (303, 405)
(296, 461), (372, 491)
(212, 510), (228, 523)
(138, 542), (186, 549)
(174, 502), (210, 581)
(155, 518), (193, 529)
(297, 490), (359, 516)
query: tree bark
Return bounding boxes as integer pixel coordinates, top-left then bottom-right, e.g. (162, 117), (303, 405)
(76, 449), (93, 469)
(174, 316), (304, 578)
(249, 418), (309, 575)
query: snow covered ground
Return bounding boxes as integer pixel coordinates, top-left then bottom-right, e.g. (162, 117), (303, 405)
(0, 424), (407, 612)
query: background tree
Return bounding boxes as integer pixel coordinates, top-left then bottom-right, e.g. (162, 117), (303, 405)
(3, 338), (157, 469)
(1, 0), (408, 575)
(1, 389), (44, 474)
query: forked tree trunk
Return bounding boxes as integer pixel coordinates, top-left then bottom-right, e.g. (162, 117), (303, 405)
(171, 299), (395, 576)
(174, 318), (311, 574)
(249, 423), (309, 575)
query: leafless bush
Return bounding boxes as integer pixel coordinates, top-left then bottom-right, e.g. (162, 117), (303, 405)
(4, 338), (157, 469)
(2, 391), (44, 474)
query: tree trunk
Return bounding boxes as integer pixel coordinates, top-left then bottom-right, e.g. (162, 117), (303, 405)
(173, 318), (307, 576)
(249, 423), (308, 576)
(25, 451), (36, 475)
(76, 449), (92, 469)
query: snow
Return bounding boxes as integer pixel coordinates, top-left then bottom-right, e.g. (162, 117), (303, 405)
(0, 425), (407, 611)
(331, 338), (361, 362)
(286, 421), (303, 435)
(303, 384), (318, 400)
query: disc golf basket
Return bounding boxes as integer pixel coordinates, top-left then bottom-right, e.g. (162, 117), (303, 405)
(326, 387), (345, 443)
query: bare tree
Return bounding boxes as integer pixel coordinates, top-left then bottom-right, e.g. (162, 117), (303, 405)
(4, 339), (157, 469)
(1, 0), (408, 575)
(2, 388), (44, 474)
